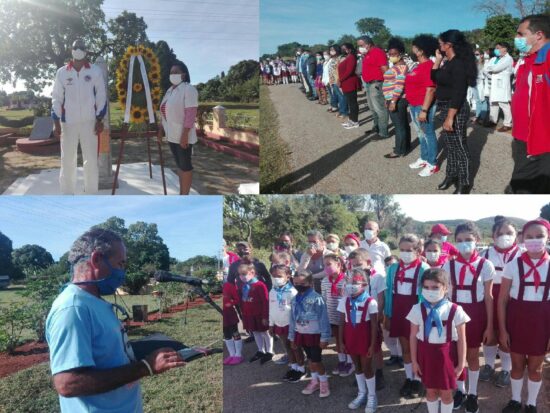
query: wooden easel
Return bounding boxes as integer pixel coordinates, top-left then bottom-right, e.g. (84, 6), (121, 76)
(111, 123), (168, 195)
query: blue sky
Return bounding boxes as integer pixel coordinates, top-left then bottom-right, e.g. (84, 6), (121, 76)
(0, 196), (223, 261)
(261, 0), (495, 54)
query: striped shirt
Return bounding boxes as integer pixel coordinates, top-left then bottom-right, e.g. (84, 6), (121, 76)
(320, 275), (346, 325)
(382, 64), (407, 101)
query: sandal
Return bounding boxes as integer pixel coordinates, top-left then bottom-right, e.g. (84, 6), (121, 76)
(384, 152), (401, 159)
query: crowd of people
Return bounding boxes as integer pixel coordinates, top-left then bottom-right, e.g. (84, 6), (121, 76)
(222, 217), (550, 413)
(261, 14), (550, 194)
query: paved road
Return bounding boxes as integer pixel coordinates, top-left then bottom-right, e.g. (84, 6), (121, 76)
(223, 334), (550, 413)
(265, 84), (515, 194)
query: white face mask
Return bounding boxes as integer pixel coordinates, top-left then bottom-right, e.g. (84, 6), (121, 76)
(326, 242), (339, 252)
(496, 235), (515, 249)
(72, 49), (86, 61)
(359, 47), (368, 54)
(272, 277), (287, 288)
(484, 53), (490, 59)
(400, 251), (416, 264)
(323, 54), (330, 60)
(364, 229), (375, 241)
(170, 74), (183, 85)
(426, 252), (440, 263)
(344, 245), (357, 254)
(457, 241), (476, 255)
(440, 236), (448, 242)
(422, 288), (445, 304)
(345, 284), (364, 296)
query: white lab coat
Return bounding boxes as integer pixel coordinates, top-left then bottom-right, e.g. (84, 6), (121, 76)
(485, 54), (513, 103)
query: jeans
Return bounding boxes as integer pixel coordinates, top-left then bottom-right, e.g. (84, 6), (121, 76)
(307, 74), (317, 98)
(332, 84), (348, 116)
(364, 81), (389, 137)
(470, 86), (488, 120)
(345, 90), (359, 122)
(387, 99), (411, 155)
(409, 104), (438, 165)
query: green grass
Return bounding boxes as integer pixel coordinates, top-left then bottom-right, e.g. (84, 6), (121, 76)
(0, 107), (33, 121)
(0, 302), (222, 413)
(259, 85), (291, 193)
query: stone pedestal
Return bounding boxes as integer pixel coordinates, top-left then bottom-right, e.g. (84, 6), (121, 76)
(95, 56), (115, 190)
(212, 105), (226, 130)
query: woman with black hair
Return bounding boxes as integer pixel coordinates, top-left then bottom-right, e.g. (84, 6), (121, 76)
(337, 43), (362, 129)
(159, 61), (198, 195)
(432, 30), (478, 194)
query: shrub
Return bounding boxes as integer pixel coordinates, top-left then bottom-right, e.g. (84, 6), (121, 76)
(124, 272), (150, 295)
(0, 303), (33, 353)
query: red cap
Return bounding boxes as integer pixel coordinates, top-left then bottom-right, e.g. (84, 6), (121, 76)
(522, 219), (550, 234)
(431, 224), (451, 235)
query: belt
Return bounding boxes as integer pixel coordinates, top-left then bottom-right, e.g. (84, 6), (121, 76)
(365, 80), (382, 84)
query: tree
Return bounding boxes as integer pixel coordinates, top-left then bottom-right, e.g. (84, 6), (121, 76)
(125, 222), (170, 274)
(0, 0), (107, 92)
(366, 195), (394, 227)
(336, 34), (358, 46)
(276, 42), (306, 58)
(483, 14), (521, 48)
(473, 0), (547, 17)
(153, 40), (179, 94)
(224, 60), (259, 88)
(355, 17), (392, 46)
(389, 212), (413, 239)
(12, 244), (54, 279)
(92, 216), (128, 238)
(224, 195), (267, 243)
(541, 203), (550, 221)
(0, 231), (14, 277)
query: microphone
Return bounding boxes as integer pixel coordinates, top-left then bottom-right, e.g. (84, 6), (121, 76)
(154, 270), (210, 287)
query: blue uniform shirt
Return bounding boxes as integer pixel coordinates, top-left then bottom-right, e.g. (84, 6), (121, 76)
(45, 284), (142, 413)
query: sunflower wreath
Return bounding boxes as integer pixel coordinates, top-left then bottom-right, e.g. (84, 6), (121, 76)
(115, 45), (162, 124)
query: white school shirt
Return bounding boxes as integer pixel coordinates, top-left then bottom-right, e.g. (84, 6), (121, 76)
(337, 296), (378, 324)
(394, 264), (422, 296)
(443, 257), (495, 303)
(502, 256), (550, 301)
(406, 302), (470, 343)
(359, 239), (391, 276)
(482, 246), (522, 284)
(160, 82), (198, 145)
(369, 273), (387, 300)
(269, 286), (297, 327)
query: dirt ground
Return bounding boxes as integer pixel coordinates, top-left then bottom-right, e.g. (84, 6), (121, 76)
(0, 138), (258, 195)
(224, 334), (550, 413)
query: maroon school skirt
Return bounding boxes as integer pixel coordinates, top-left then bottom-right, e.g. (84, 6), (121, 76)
(507, 298), (549, 356)
(273, 325), (289, 336)
(418, 340), (458, 390)
(344, 321), (372, 355)
(492, 284), (501, 334)
(461, 301), (487, 349)
(242, 314), (268, 332)
(390, 294), (417, 339)
(294, 332), (321, 347)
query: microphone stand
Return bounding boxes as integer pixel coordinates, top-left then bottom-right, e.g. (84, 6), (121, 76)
(191, 285), (222, 315)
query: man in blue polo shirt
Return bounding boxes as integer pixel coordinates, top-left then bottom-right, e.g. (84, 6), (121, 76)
(46, 229), (185, 413)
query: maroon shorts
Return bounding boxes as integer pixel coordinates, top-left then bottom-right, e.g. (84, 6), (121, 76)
(242, 314), (268, 332)
(272, 325), (289, 336)
(507, 298), (550, 356)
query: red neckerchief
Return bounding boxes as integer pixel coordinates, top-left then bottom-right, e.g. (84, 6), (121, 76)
(67, 60), (91, 71)
(329, 272), (345, 296)
(396, 259), (421, 283)
(494, 244), (518, 263)
(456, 250), (480, 287)
(521, 251), (549, 291)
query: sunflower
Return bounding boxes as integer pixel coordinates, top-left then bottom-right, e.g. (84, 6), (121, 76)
(127, 46), (136, 55)
(140, 108), (149, 120)
(133, 83), (143, 93)
(149, 72), (160, 82)
(131, 107), (143, 123)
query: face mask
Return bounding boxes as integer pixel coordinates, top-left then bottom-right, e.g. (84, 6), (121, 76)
(239, 275), (250, 283)
(514, 37), (532, 54)
(316, 56), (322, 62)
(345, 284), (364, 296)
(364, 230), (375, 241)
(272, 277), (287, 288)
(326, 242), (338, 252)
(74, 257), (125, 296)
(389, 56), (400, 64)
(475, 55), (480, 61)
(441, 236), (448, 242)
(295, 285), (309, 294)
(345, 245), (357, 254)
(72, 49), (86, 61)
(457, 241), (476, 255)
(330, 50), (336, 56)
(400, 251), (416, 264)
(426, 252), (440, 263)
(323, 54), (330, 60)
(496, 235), (515, 249)
(484, 53), (490, 59)
(296, 52), (301, 56)
(422, 288), (445, 304)
(359, 47), (367, 54)
(494, 48), (501, 57)
(524, 238), (546, 254)
(325, 265), (337, 276)
(170, 74), (183, 85)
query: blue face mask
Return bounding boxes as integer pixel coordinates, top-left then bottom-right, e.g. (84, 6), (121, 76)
(494, 48), (501, 57)
(73, 257), (126, 295)
(457, 241), (476, 255)
(514, 37), (532, 54)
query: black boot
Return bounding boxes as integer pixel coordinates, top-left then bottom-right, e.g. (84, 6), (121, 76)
(438, 176), (457, 190)
(454, 184), (472, 194)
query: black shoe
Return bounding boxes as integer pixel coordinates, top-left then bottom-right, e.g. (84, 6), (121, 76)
(453, 390), (465, 409)
(282, 369), (294, 381)
(438, 176), (457, 190)
(397, 356), (404, 367)
(244, 335), (255, 343)
(376, 369), (385, 390)
(260, 352), (273, 364)
(454, 184), (472, 194)
(502, 400), (522, 413)
(410, 379), (424, 397)
(249, 351), (264, 362)
(464, 394), (479, 413)
(287, 369), (306, 383)
(384, 356), (399, 366)
(399, 378), (413, 398)
(525, 405), (537, 413)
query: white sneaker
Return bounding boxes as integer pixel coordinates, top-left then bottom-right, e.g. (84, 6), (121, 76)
(364, 394), (378, 413)
(341, 120), (351, 126)
(418, 163), (439, 177)
(409, 158), (427, 169)
(348, 393), (367, 409)
(344, 121), (359, 129)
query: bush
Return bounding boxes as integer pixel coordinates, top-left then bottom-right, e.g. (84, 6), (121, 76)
(0, 304), (33, 353)
(124, 272), (150, 295)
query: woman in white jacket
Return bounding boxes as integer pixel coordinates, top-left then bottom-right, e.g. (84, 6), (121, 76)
(159, 62), (198, 195)
(485, 42), (514, 132)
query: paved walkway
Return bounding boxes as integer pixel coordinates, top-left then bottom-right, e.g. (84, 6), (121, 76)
(266, 84), (514, 194)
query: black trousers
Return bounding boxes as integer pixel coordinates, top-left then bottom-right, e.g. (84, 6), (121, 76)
(438, 100), (472, 186)
(345, 90), (359, 122)
(388, 98), (411, 155)
(509, 139), (550, 193)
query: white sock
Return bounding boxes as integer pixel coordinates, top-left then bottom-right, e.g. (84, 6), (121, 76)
(224, 339), (236, 357)
(338, 353), (346, 362)
(396, 340), (403, 356)
(347, 354), (353, 363)
(483, 345), (498, 368)
(262, 332), (273, 354)
(254, 332), (264, 353)
(366, 376), (376, 395)
(511, 377), (522, 402)
(499, 350), (512, 372)
(234, 339), (242, 357)
(457, 380), (466, 393)
(355, 373), (366, 395)
(441, 401), (453, 413)
(291, 363), (298, 371)
(468, 369), (480, 395)
(311, 372), (319, 381)
(319, 374), (328, 382)
(527, 379), (541, 406)
(296, 364), (305, 373)
(404, 363), (413, 380)
(426, 400), (439, 413)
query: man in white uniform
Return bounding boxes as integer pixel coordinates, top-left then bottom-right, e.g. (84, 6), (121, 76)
(359, 221), (391, 275)
(485, 42), (514, 132)
(52, 39), (107, 195)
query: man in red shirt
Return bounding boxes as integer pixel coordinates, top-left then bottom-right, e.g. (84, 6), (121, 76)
(509, 14), (550, 194)
(357, 36), (389, 139)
